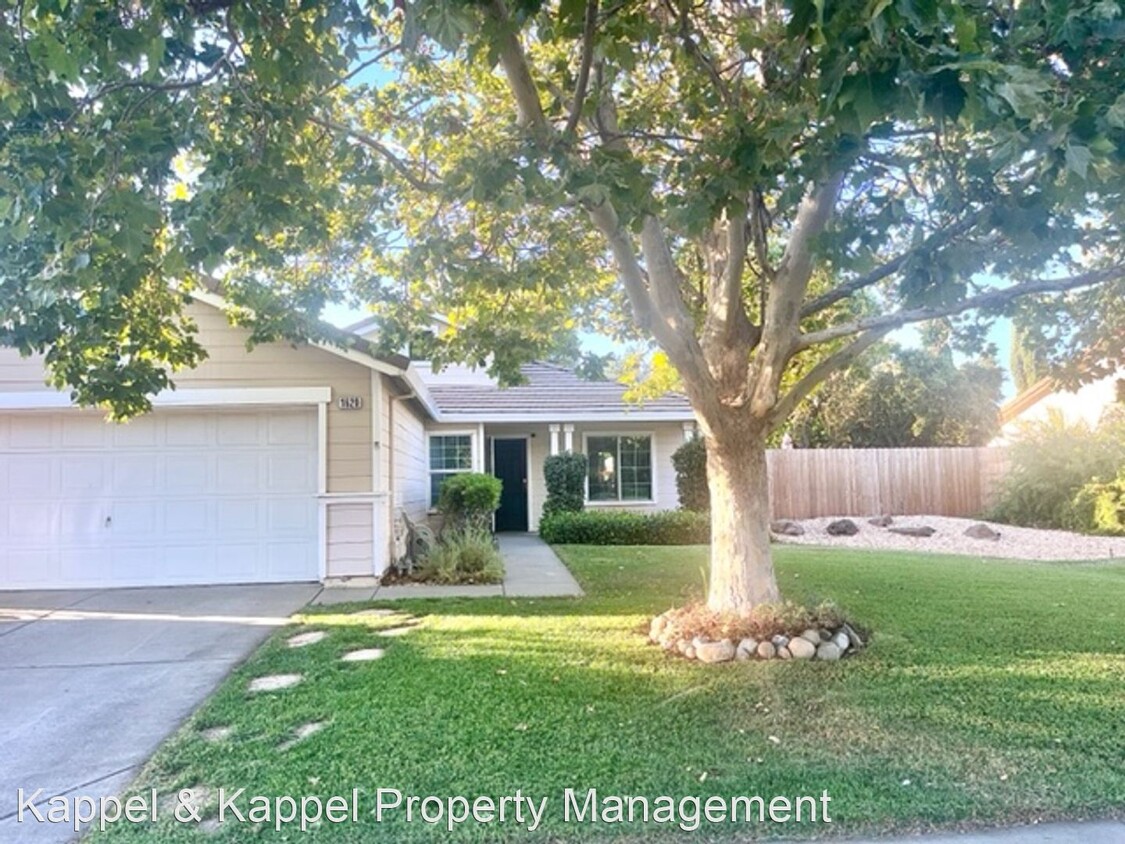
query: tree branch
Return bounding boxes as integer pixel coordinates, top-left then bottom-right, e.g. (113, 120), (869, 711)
(487, 0), (549, 133)
(796, 266), (1125, 351)
(748, 173), (844, 415)
(322, 44), (402, 95)
(308, 117), (436, 192)
(767, 328), (890, 430)
(563, 0), (599, 138)
(701, 205), (756, 385)
(800, 209), (987, 318)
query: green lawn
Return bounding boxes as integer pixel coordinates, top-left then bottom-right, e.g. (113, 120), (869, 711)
(93, 546), (1125, 842)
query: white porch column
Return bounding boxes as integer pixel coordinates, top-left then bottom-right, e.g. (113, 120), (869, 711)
(563, 424), (575, 453)
(682, 421), (697, 442)
(548, 424), (561, 456)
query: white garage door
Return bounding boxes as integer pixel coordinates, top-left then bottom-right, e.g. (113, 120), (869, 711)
(0, 408), (320, 589)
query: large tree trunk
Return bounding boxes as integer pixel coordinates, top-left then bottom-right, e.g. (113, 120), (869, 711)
(704, 423), (780, 616)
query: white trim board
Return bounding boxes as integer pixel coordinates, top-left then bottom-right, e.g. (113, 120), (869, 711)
(437, 411), (697, 423)
(0, 386), (332, 411)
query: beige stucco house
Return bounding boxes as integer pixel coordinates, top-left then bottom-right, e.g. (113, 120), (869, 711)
(0, 294), (695, 590)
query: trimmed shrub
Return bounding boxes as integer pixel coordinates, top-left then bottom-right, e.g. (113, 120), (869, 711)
(671, 437), (709, 512)
(542, 452), (587, 520)
(417, 529), (504, 584)
(1070, 469), (1125, 536)
(437, 473), (502, 533)
(540, 509), (710, 545)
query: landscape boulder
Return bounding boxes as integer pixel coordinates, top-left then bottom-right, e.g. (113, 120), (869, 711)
(826, 518), (860, 536)
(868, 515), (894, 527)
(964, 522), (1001, 541)
(771, 520), (805, 536)
(816, 642), (843, 661)
(888, 525), (936, 538)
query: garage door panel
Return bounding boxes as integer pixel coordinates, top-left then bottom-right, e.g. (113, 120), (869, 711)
(111, 500), (161, 539)
(8, 416), (53, 449)
(216, 413), (262, 445)
(61, 416), (109, 448)
(61, 457), (108, 494)
(164, 455), (210, 491)
(268, 413), (313, 445)
(267, 453), (316, 492)
(216, 498), (263, 535)
(164, 499), (211, 535)
(113, 417), (158, 447)
(216, 454), (264, 491)
(165, 414), (212, 446)
(0, 408), (320, 589)
(267, 499), (316, 534)
(266, 541), (317, 580)
(2, 549), (59, 586)
(113, 456), (158, 492)
(8, 503), (54, 540)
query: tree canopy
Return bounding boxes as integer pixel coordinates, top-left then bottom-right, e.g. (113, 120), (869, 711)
(788, 343), (1004, 448)
(4, 0), (1125, 612)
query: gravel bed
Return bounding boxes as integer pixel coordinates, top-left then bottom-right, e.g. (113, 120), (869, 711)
(775, 515), (1124, 561)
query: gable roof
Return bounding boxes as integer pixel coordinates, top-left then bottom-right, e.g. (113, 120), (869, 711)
(998, 376), (1056, 425)
(421, 361), (696, 422)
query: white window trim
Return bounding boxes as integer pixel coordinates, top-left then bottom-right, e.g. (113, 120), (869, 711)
(581, 431), (657, 506)
(426, 429), (480, 510)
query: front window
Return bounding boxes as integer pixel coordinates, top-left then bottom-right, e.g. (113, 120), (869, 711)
(429, 434), (473, 506)
(587, 435), (653, 502)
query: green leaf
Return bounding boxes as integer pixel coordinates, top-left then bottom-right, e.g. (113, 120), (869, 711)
(1107, 93), (1125, 129)
(1065, 143), (1093, 180)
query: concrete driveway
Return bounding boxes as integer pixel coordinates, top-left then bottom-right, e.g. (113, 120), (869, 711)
(0, 583), (319, 843)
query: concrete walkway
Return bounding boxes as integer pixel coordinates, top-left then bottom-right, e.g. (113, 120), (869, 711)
(828, 819), (1125, 844)
(311, 532), (583, 604)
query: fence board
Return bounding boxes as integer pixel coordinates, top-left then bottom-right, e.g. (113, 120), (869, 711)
(766, 447), (1009, 519)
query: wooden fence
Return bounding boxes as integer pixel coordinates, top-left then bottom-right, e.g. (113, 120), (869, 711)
(766, 447), (1010, 520)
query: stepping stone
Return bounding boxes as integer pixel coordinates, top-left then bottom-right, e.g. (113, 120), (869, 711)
(248, 674), (302, 693)
(341, 648), (385, 662)
(199, 726), (232, 743)
(287, 630), (327, 648)
(378, 625), (418, 637)
(278, 721), (326, 750)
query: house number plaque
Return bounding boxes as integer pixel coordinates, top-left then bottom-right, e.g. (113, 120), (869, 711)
(337, 396), (364, 411)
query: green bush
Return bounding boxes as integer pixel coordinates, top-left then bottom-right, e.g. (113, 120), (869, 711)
(540, 509), (710, 545)
(1070, 469), (1125, 536)
(417, 529), (505, 584)
(671, 437), (709, 512)
(989, 409), (1125, 530)
(437, 472), (502, 533)
(542, 452), (587, 520)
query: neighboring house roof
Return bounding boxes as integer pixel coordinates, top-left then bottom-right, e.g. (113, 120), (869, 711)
(420, 361), (696, 422)
(998, 376), (1056, 425)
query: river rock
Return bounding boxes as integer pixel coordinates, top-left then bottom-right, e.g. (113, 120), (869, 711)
(757, 641), (776, 660)
(695, 639), (736, 664)
(868, 515), (894, 527)
(788, 637), (816, 659)
(832, 631), (850, 651)
(816, 642), (842, 661)
(799, 628), (821, 645)
(826, 518), (860, 536)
